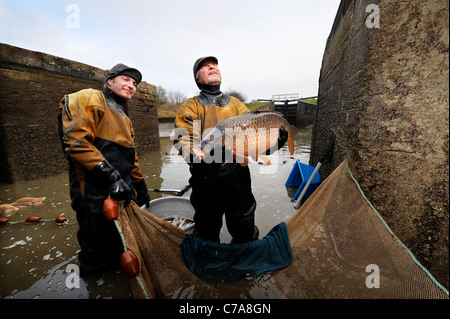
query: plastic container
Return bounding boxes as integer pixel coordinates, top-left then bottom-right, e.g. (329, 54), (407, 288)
(285, 160), (321, 200)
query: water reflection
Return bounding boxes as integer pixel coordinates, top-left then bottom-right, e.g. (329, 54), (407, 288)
(0, 126), (312, 299)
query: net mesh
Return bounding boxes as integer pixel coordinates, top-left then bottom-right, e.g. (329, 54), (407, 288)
(116, 202), (223, 298)
(116, 160), (449, 299)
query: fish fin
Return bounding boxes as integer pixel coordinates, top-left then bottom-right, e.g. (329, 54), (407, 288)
(287, 126), (300, 155)
(288, 136), (295, 155)
(250, 110), (284, 117)
(259, 154), (271, 165)
(290, 126), (300, 138)
(192, 147), (205, 160)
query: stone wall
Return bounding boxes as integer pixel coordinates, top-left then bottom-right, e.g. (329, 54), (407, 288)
(0, 43), (159, 184)
(311, 0), (449, 288)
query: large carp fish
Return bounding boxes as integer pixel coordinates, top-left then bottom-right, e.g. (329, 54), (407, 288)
(192, 110), (299, 165)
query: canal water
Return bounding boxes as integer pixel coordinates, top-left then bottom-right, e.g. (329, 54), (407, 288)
(0, 127), (312, 299)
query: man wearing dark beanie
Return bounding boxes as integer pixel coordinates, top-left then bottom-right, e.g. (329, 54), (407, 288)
(57, 63), (150, 275)
(175, 56), (260, 243)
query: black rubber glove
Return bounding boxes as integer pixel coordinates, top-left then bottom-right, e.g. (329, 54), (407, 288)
(266, 126), (289, 155)
(91, 160), (132, 206)
(133, 179), (150, 208)
(278, 126), (289, 149)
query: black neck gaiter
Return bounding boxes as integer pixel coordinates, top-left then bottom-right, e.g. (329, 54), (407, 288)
(197, 82), (221, 95)
(196, 82), (230, 107)
(103, 87), (129, 115)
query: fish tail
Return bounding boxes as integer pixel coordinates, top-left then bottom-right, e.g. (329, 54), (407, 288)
(287, 126), (300, 155)
(259, 154), (271, 165)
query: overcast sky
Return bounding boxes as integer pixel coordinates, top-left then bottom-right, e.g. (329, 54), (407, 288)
(0, 0), (341, 102)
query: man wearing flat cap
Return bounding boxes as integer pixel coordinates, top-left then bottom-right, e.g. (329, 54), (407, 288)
(176, 57), (265, 244)
(58, 63), (150, 275)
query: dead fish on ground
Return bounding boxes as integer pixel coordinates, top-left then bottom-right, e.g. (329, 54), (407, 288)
(192, 110), (299, 165)
(0, 204), (20, 217)
(11, 197), (46, 207)
(163, 216), (195, 232)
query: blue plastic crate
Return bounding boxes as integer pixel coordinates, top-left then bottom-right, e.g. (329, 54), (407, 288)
(285, 160), (321, 200)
